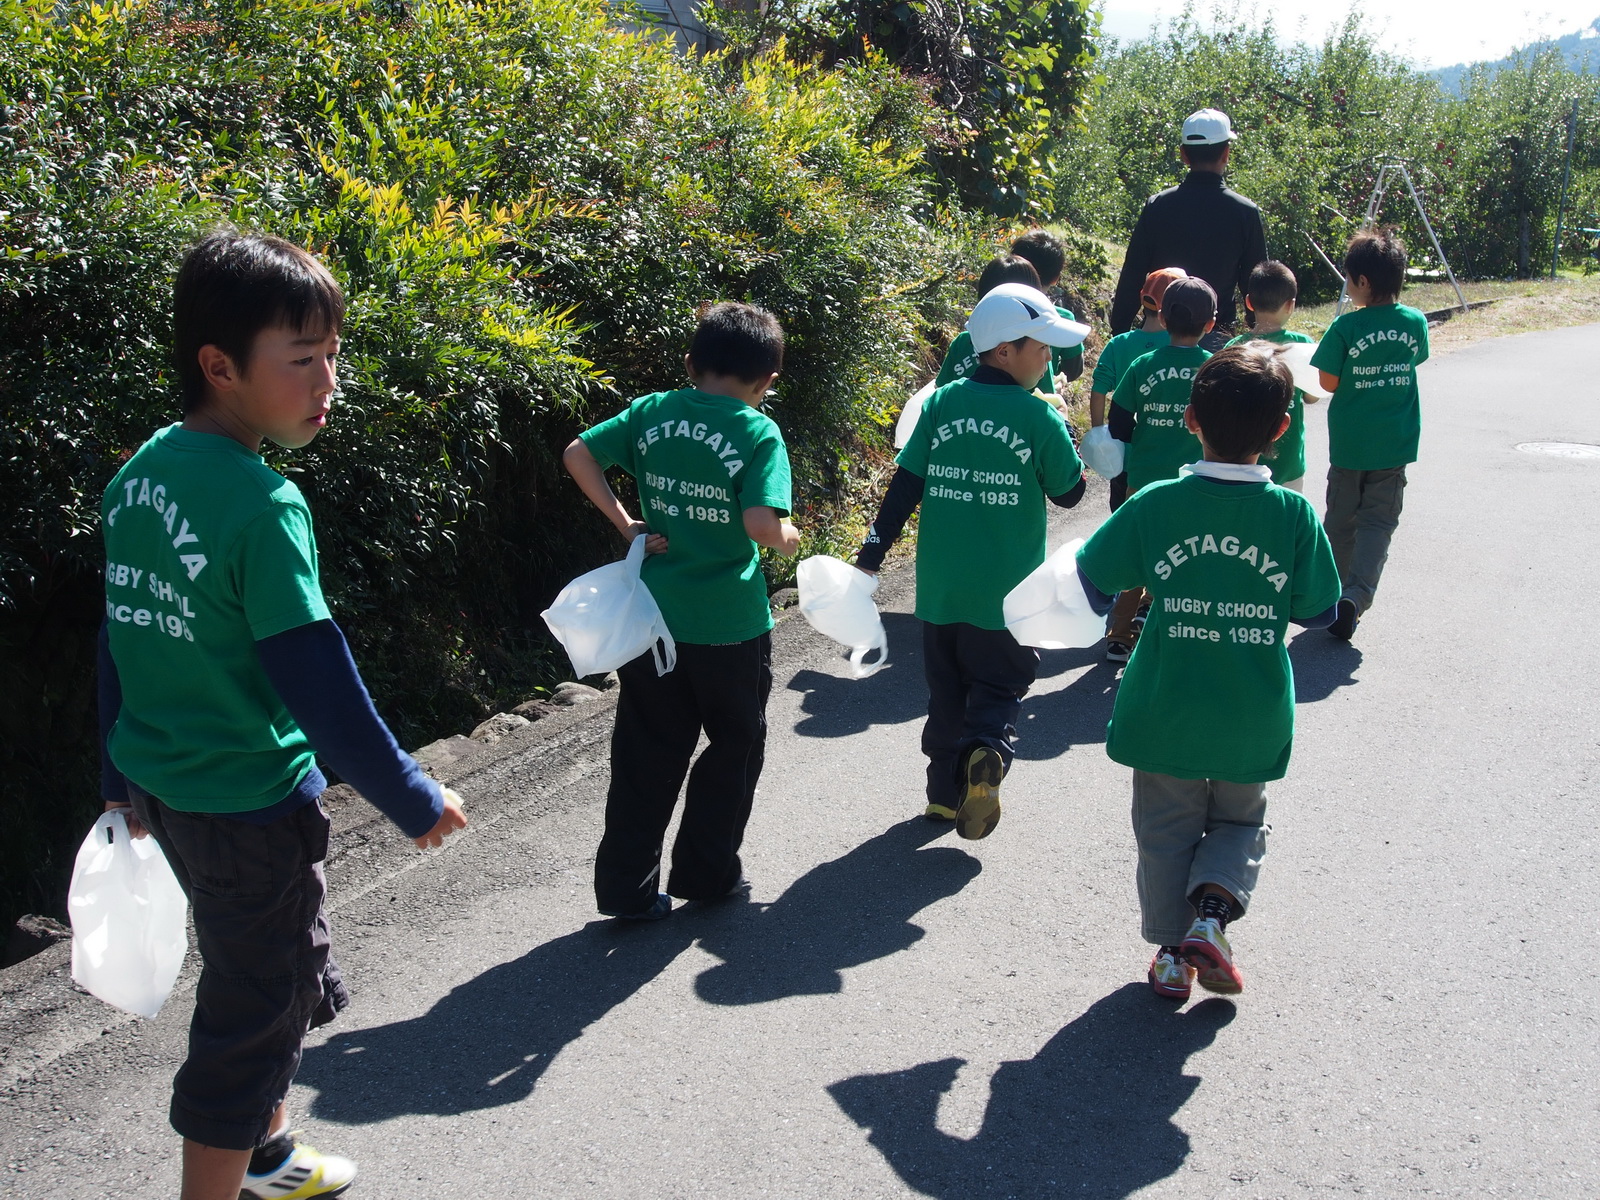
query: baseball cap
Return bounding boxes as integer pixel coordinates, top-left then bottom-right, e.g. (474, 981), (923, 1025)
(1161, 276), (1218, 328)
(1181, 108), (1238, 146)
(967, 283), (1090, 353)
(1140, 266), (1188, 312)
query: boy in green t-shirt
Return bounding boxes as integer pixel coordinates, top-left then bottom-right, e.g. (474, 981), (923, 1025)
(1226, 260), (1316, 492)
(1077, 344), (1341, 1000)
(564, 302), (799, 920)
(1310, 227), (1430, 640)
(98, 232), (468, 1199)
(856, 284), (1088, 840)
(1101, 276), (1215, 661)
(1087, 266), (1185, 502)
(1010, 228), (1086, 388)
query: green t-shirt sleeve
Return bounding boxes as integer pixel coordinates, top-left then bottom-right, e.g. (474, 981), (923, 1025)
(232, 501), (332, 641)
(739, 426), (793, 515)
(579, 404), (637, 475)
(1309, 317), (1347, 379)
(1413, 311), (1431, 366)
(1090, 340), (1121, 394)
(1290, 500), (1342, 619)
(1035, 408), (1084, 497)
(1076, 504), (1143, 596)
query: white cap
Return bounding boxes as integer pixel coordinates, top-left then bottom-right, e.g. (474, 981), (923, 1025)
(967, 283), (1090, 353)
(1182, 108), (1238, 146)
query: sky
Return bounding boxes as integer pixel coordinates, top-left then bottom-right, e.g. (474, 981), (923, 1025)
(1097, 0), (1600, 70)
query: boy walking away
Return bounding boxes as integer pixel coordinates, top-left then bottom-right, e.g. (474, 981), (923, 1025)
(1227, 261), (1315, 492)
(1311, 227), (1429, 640)
(563, 302), (799, 920)
(855, 284), (1088, 839)
(1101, 276), (1216, 661)
(1088, 266), (1186, 514)
(1010, 228), (1087, 387)
(99, 232), (468, 1200)
(1076, 344), (1340, 1000)
(934, 255), (1043, 387)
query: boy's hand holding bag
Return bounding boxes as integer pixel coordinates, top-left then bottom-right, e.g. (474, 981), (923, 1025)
(541, 535), (677, 678)
(1078, 425), (1125, 480)
(68, 808), (188, 1018)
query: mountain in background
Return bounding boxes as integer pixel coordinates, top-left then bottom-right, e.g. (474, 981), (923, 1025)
(1429, 18), (1600, 92)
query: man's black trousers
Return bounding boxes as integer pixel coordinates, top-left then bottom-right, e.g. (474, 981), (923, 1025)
(595, 634), (772, 915)
(921, 621), (1039, 807)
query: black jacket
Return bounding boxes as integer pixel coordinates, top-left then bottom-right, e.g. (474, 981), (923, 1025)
(1109, 171), (1268, 336)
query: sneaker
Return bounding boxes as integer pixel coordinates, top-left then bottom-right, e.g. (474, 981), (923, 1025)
(1180, 917), (1244, 994)
(240, 1141), (356, 1199)
(924, 802), (958, 821)
(955, 746), (1003, 840)
(600, 893), (672, 921)
(1105, 639), (1132, 663)
(1147, 949), (1196, 1000)
(1133, 600), (1151, 628)
(1328, 597), (1359, 641)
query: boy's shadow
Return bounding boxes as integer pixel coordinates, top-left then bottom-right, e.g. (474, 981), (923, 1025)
(1288, 630), (1363, 702)
(828, 983), (1236, 1199)
(1011, 656), (1119, 762)
(789, 612), (928, 738)
(693, 819), (980, 1005)
(296, 919), (696, 1122)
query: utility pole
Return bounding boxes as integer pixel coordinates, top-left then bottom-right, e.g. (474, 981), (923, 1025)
(1551, 97), (1579, 279)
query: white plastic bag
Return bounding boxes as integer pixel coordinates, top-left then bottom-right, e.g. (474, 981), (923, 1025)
(68, 810), (188, 1018)
(796, 555), (888, 678)
(1003, 538), (1106, 650)
(1078, 425), (1125, 480)
(541, 535), (677, 677)
(1277, 342), (1332, 400)
(894, 380), (936, 449)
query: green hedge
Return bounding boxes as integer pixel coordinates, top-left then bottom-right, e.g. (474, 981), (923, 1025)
(0, 0), (990, 931)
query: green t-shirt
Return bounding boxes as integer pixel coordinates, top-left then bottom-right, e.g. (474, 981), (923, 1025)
(581, 388), (792, 645)
(935, 307), (1085, 390)
(897, 377), (1083, 629)
(1225, 328), (1314, 483)
(1090, 328), (1169, 396)
(101, 425), (331, 813)
(1309, 303), (1430, 470)
(1077, 473), (1341, 782)
(1113, 344), (1211, 495)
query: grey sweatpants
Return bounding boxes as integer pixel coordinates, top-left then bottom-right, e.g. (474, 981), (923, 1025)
(1131, 770), (1270, 946)
(1324, 465), (1407, 615)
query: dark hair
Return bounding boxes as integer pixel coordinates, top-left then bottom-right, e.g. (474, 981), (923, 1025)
(688, 301), (785, 382)
(1246, 260), (1298, 312)
(976, 255), (1042, 298)
(174, 231), (345, 415)
(1189, 343), (1294, 460)
(1344, 226), (1407, 300)
(1182, 141), (1229, 167)
(1009, 229), (1065, 287)
(1161, 277), (1217, 338)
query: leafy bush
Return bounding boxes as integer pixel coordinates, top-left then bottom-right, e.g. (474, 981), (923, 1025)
(0, 0), (991, 931)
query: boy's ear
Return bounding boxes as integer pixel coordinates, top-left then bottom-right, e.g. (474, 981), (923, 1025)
(197, 344), (242, 394)
(683, 352), (695, 379)
(1270, 412), (1291, 443)
(1203, 318), (1217, 333)
(1244, 296), (1256, 313)
(755, 370), (779, 394)
(1183, 404), (1200, 434)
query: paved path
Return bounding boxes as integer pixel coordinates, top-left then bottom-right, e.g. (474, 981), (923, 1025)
(4, 325), (1599, 1199)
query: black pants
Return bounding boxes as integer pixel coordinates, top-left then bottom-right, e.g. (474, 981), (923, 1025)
(1109, 472), (1128, 513)
(130, 789), (347, 1150)
(921, 622), (1040, 807)
(595, 634), (773, 915)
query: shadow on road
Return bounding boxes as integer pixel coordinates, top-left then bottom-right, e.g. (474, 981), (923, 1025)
(789, 612), (927, 738)
(828, 983), (1235, 1198)
(1288, 629), (1363, 702)
(1012, 658), (1119, 761)
(295, 918), (696, 1121)
(693, 818), (979, 1004)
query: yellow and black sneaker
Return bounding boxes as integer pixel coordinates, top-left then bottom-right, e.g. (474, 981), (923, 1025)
(239, 1139), (356, 1198)
(924, 801), (958, 822)
(955, 746), (1004, 840)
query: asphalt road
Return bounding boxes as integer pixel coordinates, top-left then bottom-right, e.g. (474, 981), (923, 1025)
(4, 324), (1598, 1199)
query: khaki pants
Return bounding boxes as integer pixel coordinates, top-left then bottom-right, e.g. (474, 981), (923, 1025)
(1324, 465), (1407, 614)
(1106, 587), (1147, 645)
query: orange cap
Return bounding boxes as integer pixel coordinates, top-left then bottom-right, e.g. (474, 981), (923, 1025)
(1140, 267), (1188, 311)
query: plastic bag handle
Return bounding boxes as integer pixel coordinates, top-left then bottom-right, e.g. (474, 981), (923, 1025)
(625, 534), (678, 677)
(846, 626), (889, 679)
(624, 532), (648, 575)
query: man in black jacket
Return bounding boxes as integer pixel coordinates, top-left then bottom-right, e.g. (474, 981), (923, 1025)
(1109, 109), (1267, 351)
